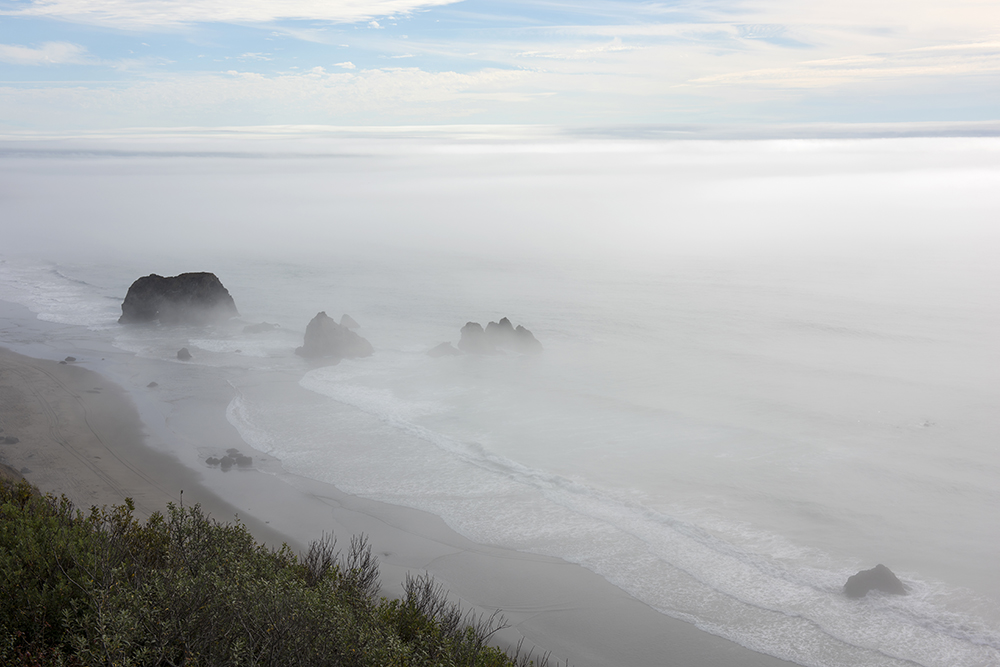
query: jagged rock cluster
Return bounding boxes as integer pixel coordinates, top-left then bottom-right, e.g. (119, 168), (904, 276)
(119, 273), (239, 325)
(457, 317), (542, 355)
(295, 312), (373, 359)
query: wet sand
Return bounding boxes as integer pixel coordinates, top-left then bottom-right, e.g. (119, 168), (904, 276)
(0, 344), (797, 667)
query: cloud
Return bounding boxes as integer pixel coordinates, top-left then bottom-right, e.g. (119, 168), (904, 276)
(0, 66), (534, 130)
(2, 0), (462, 29)
(688, 39), (1000, 88)
(334, 61), (357, 69)
(0, 41), (90, 65)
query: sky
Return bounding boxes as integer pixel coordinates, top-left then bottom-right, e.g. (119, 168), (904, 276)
(0, 0), (999, 130)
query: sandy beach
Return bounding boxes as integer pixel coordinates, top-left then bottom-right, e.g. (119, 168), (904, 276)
(0, 342), (798, 667)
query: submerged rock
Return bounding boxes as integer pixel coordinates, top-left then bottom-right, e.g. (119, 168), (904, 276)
(3, 436), (20, 445)
(119, 272), (239, 325)
(147, 381), (159, 388)
(243, 322), (279, 334)
(844, 564), (907, 598)
(65, 356), (76, 362)
(295, 311), (374, 359)
(177, 348), (192, 361)
(427, 342), (462, 358)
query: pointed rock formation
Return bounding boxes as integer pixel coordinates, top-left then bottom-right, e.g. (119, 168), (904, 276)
(295, 311), (374, 359)
(458, 322), (499, 355)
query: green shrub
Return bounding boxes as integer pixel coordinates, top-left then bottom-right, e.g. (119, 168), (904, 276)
(0, 478), (557, 667)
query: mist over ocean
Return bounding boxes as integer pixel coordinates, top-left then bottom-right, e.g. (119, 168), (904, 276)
(2, 131), (999, 666)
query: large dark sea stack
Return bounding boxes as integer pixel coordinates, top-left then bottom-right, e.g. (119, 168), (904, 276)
(295, 311), (374, 359)
(844, 564), (907, 598)
(119, 273), (239, 325)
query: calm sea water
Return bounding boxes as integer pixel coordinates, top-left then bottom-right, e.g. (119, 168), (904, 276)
(1, 132), (998, 666)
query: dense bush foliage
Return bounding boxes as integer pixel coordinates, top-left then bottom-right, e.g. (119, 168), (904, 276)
(0, 479), (553, 667)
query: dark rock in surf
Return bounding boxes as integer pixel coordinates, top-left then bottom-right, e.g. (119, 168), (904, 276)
(147, 381), (159, 388)
(59, 361), (67, 364)
(295, 311), (374, 359)
(206, 457), (221, 466)
(177, 348), (192, 361)
(427, 342), (461, 358)
(340, 314), (361, 330)
(220, 456), (234, 471)
(844, 564), (907, 598)
(65, 356), (76, 362)
(243, 322), (279, 334)
(119, 272), (239, 325)
(3, 436), (20, 445)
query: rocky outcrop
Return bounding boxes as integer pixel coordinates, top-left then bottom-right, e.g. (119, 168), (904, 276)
(458, 317), (542, 355)
(427, 342), (461, 358)
(119, 272), (239, 325)
(844, 564), (907, 598)
(486, 317), (542, 354)
(458, 322), (498, 355)
(177, 348), (192, 361)
(295, 311), (374, 359)
(340, 314), (361, 330)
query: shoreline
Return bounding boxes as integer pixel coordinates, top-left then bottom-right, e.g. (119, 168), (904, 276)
(0, 339), (798, 667)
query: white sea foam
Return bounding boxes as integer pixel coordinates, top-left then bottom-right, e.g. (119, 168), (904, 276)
(0, 258), (120, 329)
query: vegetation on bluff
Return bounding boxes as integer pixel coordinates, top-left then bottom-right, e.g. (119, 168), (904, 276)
(0, 478), (553, 667)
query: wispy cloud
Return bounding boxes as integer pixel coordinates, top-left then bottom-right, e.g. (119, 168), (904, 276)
(0, 66), (533, 129)
(1, 0), (463, 28)
(0, 41), (91, 65)
(688, 39), (1000, 87)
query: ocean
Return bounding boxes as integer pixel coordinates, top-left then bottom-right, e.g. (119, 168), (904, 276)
(1, 130), (998, 666)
